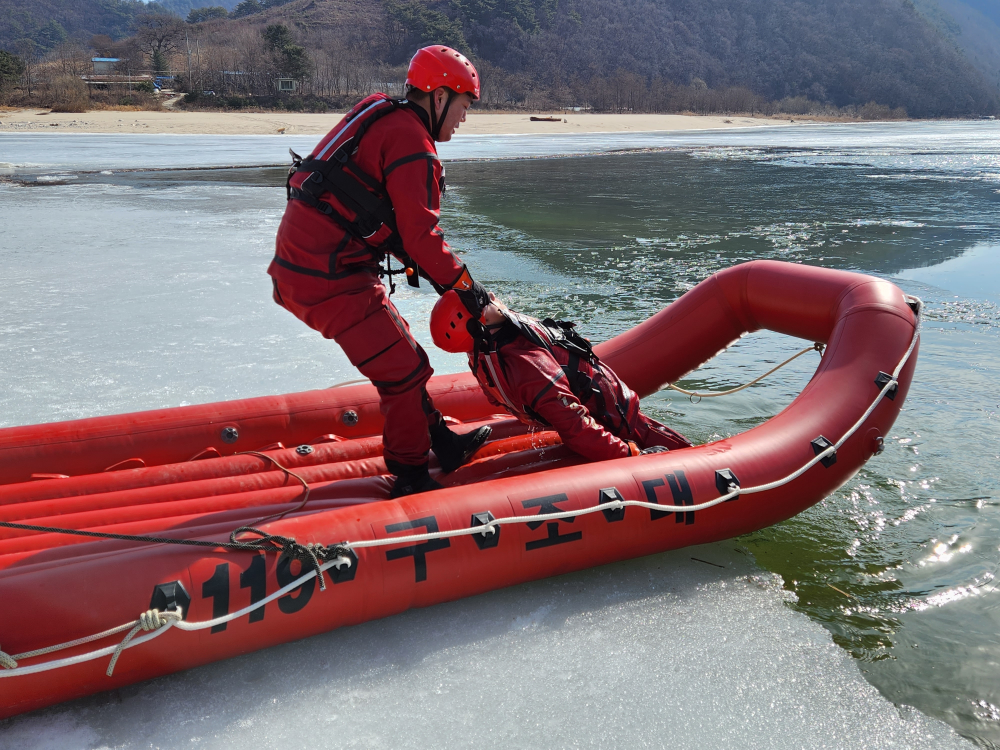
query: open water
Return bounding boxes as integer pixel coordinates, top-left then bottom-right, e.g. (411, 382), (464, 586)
(1, 121), (999, 747)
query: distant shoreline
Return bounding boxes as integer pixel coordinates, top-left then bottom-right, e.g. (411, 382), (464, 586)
(0, 108), (809, 136)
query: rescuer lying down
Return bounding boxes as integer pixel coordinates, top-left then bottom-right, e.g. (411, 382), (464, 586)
(430, 292), (693, 461)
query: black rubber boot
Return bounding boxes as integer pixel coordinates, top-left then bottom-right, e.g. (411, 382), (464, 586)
(387, 460), (443, 499)
(430, 421), (493, 473)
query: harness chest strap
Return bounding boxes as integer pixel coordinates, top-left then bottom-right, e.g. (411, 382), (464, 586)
(479, 316), (612, 426)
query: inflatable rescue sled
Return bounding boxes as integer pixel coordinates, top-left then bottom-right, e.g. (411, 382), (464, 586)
(0, 261), (920, 718)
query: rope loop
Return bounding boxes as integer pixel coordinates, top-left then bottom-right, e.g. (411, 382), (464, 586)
(0, 647), (16, 670)
(227, 526), (350, 592)
(281, 540), (329, 591)
(106, 608), (182, 677)
(138, 609), (169, 632)
(663, 342), (823, 400)
(233, 452), (312, 527)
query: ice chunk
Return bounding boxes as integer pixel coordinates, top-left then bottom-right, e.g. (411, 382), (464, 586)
(0, 546), (971, 749)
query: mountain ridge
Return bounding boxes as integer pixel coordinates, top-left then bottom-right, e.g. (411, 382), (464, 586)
(1, 0), (997, 116)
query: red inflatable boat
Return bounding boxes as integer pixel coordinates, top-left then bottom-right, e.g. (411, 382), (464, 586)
(0, 261), (920, 719)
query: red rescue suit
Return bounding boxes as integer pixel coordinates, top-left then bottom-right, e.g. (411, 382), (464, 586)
(268, 93), (468, 467)
(471, 314), (692, 461)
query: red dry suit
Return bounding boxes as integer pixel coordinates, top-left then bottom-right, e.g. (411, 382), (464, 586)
(470, 313), (692, 461)
(268, 93), (469, 467)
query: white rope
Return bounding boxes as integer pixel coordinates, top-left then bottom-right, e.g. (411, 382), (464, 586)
(0, 556), (353, 678)
(354, 296), (922, 546)
(663, 343), (823, 401)
(3, 621), (141, 664)
(0, 609), (184, 678)
(0, 297), (921, 680)
(328, 378), (370, 389)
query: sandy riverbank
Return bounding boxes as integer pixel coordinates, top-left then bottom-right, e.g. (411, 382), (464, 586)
(0, 108), (798, 135)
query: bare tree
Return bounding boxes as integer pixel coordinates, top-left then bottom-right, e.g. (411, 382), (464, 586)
(14, 39), (38, 97)
(56, 42), (90, 77)
(135, 13), (186, 71)
(109, 38), (146, 78)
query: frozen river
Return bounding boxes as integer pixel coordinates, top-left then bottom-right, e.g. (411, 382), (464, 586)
(2, 121), (997, 747)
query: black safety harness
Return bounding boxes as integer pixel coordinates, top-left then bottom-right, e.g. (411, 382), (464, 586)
(475, 313), (629, 435)
(285, 96), (435, 293)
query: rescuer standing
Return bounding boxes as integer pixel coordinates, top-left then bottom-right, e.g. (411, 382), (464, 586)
(268, 46), (492, 497)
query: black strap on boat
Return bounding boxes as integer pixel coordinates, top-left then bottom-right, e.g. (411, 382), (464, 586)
(0, 520), (347, 591)
(0, 452), (347, 590)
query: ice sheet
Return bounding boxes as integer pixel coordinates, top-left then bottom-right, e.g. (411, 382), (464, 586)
(0, 547), (972, 749)
(3, 119), (999, 174)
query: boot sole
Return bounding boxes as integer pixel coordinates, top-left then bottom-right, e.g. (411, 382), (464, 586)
(439, 425), (493, 473)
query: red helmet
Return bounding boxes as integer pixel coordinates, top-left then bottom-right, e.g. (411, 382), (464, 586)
(406, 45), (480, 100)
(431, 290), (479, 353)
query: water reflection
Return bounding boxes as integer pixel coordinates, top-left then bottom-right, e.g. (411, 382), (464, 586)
(446, 152), (1000, 288)
(898, 244), (1000, 304)
(439, 144), (1000, 746)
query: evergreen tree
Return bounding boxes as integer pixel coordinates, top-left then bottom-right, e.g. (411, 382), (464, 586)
(151, 48), (168, 74)
(187, 7), (229, 23)
(0, 49), (26, 95)
(262, 24), (310, 80)
(230, 0), (262, 18)
(385, 1), (468, 57)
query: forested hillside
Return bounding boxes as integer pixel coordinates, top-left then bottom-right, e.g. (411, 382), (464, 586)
(479, 0), (997, 116)
(1, 0), (997, 116)
(915, 0), (1000, 90)
(0, 0), (147, 52)
(156, 0), (238, 18)
(197, 0), (998, 116)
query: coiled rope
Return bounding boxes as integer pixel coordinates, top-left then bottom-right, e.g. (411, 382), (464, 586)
(0, 297), (921, 680)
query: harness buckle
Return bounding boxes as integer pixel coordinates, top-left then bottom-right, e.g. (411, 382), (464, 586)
(358, 219), (384, 239)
